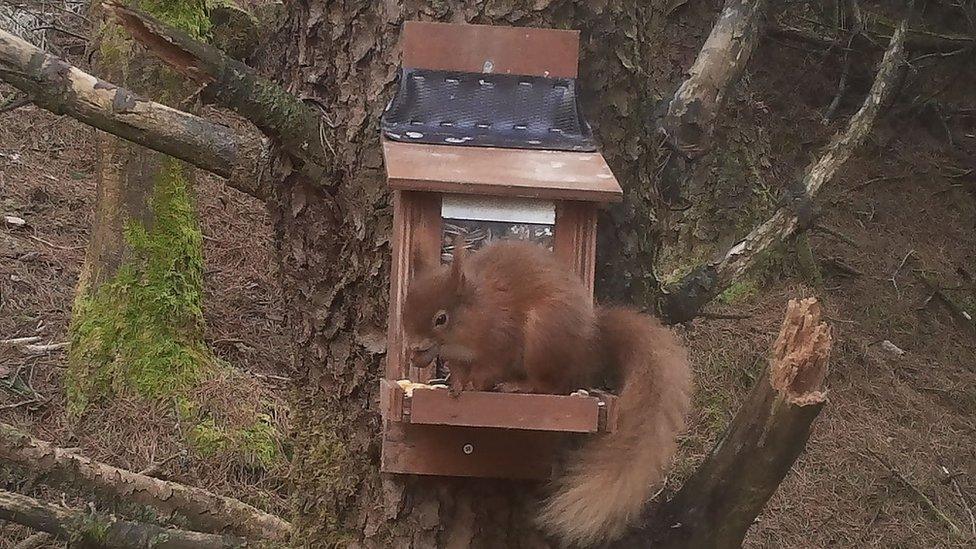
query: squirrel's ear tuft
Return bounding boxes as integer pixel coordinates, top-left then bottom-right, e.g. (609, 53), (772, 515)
(450, 236), (467, 289)
(411, 245), (433, 277)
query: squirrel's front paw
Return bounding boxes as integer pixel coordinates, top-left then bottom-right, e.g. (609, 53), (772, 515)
(448, 380), (464, 398)
(495, 381), (532, 393)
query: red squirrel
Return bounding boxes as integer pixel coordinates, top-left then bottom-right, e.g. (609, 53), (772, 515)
(402, 239), (693, 547)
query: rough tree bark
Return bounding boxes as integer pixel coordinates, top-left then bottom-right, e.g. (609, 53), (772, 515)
(0, 422), (291, 541)
(0, 489), (247, 549)
(268, 2), (700, 545)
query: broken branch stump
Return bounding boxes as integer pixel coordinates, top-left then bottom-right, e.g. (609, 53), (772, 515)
(617, 297), (831, 547)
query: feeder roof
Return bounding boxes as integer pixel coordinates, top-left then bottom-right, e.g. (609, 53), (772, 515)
(382, 21), (623, 203)
(382, 139), (622, 202)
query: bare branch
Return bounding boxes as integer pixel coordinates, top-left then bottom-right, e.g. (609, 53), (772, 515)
(617, 297), (832, 547)
(0, 489), (248, 549)
(0, 28), (268, 199)
(866, 450), (964, 537)
(656, 0), (767, 202)
(769, 22), (973, 54)
(12, 532), (53, 549)
(661, 20), (908, 323)
(0, 423), (291, 541)
(103, 0), (334, 182)
(661, 0), (768, 159)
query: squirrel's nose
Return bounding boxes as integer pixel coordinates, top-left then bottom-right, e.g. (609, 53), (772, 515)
(408, 341), (436, 367)
(409, 350), (424, 366)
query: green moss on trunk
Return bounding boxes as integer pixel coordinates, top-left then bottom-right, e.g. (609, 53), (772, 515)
(68, 157), (207, 411)
(68, 0), (283, 469)
(138, 0), (212, 40)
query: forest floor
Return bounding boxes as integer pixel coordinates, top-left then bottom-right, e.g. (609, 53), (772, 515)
(2, 27), (976, 549)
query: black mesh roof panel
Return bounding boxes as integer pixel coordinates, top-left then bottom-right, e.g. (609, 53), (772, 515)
(381, 67), (596, 152)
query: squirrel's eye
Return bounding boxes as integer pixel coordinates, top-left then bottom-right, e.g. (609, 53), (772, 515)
(433, 310), (449, 327)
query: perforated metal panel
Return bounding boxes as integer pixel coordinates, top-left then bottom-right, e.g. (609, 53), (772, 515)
(381, 68), (596, 152)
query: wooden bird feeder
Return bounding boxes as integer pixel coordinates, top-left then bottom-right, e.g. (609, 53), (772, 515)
(379, 21), (623, 480)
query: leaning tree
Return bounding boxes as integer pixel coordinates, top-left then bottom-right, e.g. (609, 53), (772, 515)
(0, 0), (921, 546)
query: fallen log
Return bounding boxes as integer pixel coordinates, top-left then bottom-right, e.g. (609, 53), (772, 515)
(0, 423), (291, 541)
(0, 489), (248, 549)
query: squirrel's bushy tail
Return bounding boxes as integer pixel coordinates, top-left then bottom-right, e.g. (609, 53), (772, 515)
(537, 307), (693, 547)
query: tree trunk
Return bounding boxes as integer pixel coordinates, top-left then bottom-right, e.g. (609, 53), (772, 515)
(271, 1), (719, 546)
(66, 2), (214, 412)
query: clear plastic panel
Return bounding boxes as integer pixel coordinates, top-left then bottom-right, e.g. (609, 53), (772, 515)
(440, 195), (555, 262)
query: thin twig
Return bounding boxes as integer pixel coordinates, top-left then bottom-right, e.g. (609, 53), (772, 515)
(0, 397), (49, 411)
(889, 250), (916, 297)
(918, 275), (976, 339)
(252, 372), (293, 383)
(823, 315), (857, 325)
(866, 449), (963, 536)
(822, 257), (865, 277)
(29, 26), (88, 42)
(848, 173), (908, 193)
(23, 1), (93, 24)
(12, 532), (52, 549)
(27, 234), (85, 251)
(22, 342), (69, 355)
(812, 223), (858, 246)
(909, 46), (974, 64)
(1, 336), (42, 346)
(942, 466), (976, 537)
(0, 97), (31, 114)
(823, 34), (854, 123)
(139, 450), (186, 477)
(697, 312), (754, 320)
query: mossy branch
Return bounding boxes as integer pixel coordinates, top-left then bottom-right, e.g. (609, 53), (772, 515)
(0, 489), (248, 549)
(0, 423), (291, 541)
(0, 28), (269, 199)
(103, 0), (335, 183)
(660, 20), (908, 323)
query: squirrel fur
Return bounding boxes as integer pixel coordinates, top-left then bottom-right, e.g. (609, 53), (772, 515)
(402, 239), (693, 546)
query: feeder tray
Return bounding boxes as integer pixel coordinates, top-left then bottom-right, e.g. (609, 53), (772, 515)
(380, 21), (623, 480)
